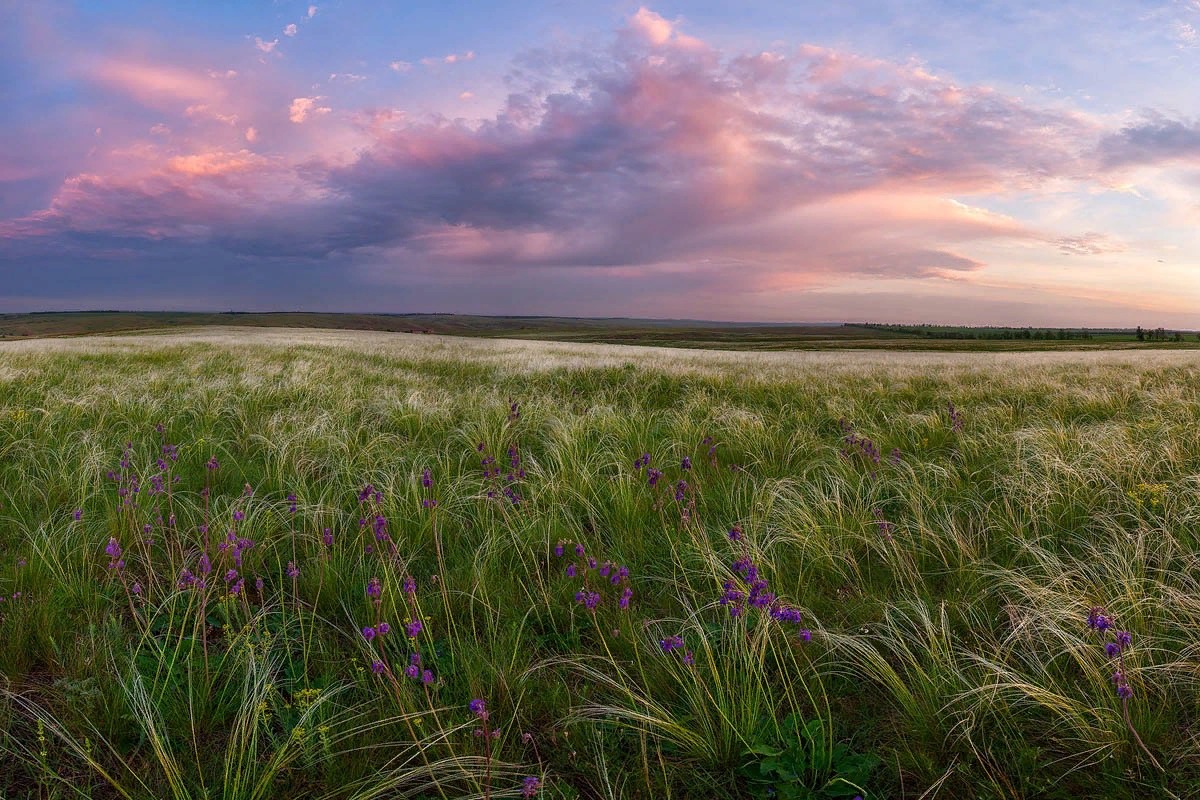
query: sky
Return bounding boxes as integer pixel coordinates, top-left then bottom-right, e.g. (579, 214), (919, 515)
(2, 1), (1199, 326)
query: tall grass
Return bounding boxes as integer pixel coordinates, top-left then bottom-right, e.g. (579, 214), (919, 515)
(1, 330), (1199, 798)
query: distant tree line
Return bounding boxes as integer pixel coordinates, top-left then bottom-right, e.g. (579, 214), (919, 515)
(857, 323), (1095, 340)
(1135, 326), (1188, 342)
(858, 323), (1198, 342)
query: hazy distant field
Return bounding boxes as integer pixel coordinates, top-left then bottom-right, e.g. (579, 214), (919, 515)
(4, 312), (1196, 351)
(2, 329), (1199, 799)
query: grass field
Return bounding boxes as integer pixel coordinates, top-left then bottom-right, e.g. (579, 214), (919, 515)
(2, 328), (1199, 799)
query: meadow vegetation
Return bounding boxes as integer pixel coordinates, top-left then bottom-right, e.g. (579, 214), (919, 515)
(1, 329), (1199, 799)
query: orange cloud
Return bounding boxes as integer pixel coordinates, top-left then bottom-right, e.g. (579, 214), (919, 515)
(165, 150), (267, 177)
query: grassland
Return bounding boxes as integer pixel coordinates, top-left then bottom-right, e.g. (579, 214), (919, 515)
(2, 328), (1199, 799)
(2, 312), (1196, 352)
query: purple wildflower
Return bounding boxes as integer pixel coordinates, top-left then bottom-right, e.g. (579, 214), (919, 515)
(469, 698), (487, 719)
(1087, 606), (1112, 631)
(948, 401), (965, 433)
(574, 590), (601, 611)
(406, 619), (423, 638)
(362, 626), (376, 640)
(660, 635), (684, 653)
(371, 660), (386, 674)
(522, 776), (542, 797)
(104, 538), (124, 570)
(286, 561), (299, 578)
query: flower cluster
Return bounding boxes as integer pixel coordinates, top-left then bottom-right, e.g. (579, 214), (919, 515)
(633, 450), (697, 521)
(469, 697), (500, 740)
(477, 442), (527, 506)
(107, 443), (143, 508)
(722, 534), (811, 641)
(104, 538), (125, 571)
(555, 540), (633, 612)
(659, 635), (693, 664)
(403, 652), (434, 684)
(872, 508), (894, 542)
(420, 468), (438, 509)
(1087, 606), (1135, 701)
(839, 418), (881, 466)
(947, 401), (965, 433)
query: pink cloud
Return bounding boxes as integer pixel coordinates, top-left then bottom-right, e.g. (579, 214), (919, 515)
(91, 59), (223, 108)
(289, 96), (331, 123)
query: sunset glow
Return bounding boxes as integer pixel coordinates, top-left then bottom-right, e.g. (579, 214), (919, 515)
(3, 2), (1199, 325)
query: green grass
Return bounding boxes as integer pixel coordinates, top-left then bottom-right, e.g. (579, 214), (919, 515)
(1, 331), (1199, 799)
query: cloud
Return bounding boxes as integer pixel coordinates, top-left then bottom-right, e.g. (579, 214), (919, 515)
(288, 96), (331, 123)
(329, 73), (366, 83)
(628, 7), (674, 45)
(389, 60), (412, 73)
(421, 50), (475, 67)
(165, 149), (268, 177)
(1176, 21), (1198, 46)
(149, 123), (171, 136)
(255, 37), (278, 54)
(307, 5), (318, 18)
(458, 91), (474, 101)
(245, 126), (258, 142)
(1098, 115), (1200, 168)
(284, 24), (298, 37)
(1054, 232), (1127, 255)
(207, 69), (238, 79)
(91, 60), (222, 107)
